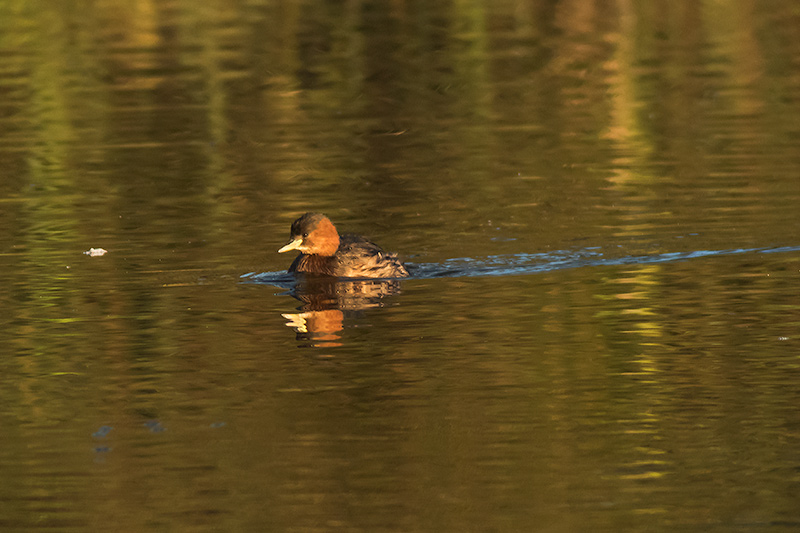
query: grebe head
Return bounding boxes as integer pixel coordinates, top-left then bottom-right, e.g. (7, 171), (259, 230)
(278, 212), (340, 257)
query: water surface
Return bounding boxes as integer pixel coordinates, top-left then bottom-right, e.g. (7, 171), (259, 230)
(2, 1), (800, 531)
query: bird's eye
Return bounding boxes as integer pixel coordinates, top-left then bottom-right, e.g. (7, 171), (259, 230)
(302, 233), (309, 238)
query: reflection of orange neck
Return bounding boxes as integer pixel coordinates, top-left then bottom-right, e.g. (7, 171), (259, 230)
(283, 309), (344, 347)
(305, 309), (343, 335)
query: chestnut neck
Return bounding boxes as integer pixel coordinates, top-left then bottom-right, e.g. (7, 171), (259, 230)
(307, 217), (340, 256)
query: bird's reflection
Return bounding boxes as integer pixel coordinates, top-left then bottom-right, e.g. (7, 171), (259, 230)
(281, 275), (402, 347)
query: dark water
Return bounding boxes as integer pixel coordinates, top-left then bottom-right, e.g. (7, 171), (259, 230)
(2, 1), (800, 531)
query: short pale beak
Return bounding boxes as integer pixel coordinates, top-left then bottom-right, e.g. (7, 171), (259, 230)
(278, 237), (303, 253)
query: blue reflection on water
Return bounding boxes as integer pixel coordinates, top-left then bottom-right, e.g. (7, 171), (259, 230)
(243, 245), (800, 286)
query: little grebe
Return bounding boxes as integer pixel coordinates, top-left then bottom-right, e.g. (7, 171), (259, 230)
(278, 212), (409, 278)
